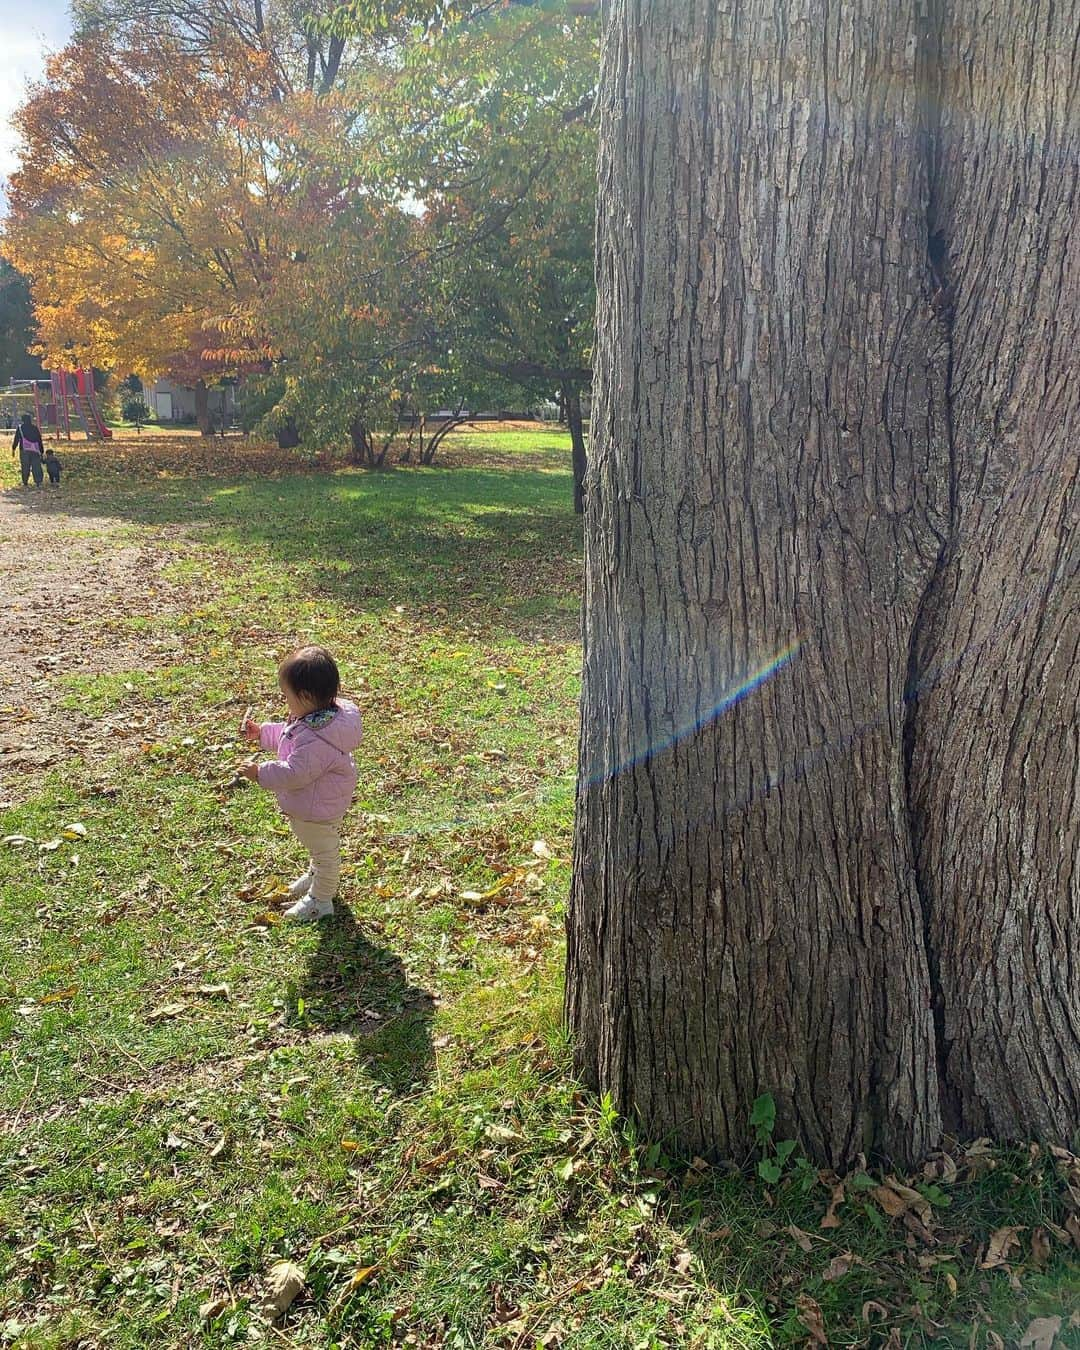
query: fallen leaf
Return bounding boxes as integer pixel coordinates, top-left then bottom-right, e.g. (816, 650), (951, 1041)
(347, 1264), (378, 1289)
(38, 986), (77, 1005)
(883, 1175), (933, 1222)
(673, 1249), (693, 1275)
(531, 838), (554, 860)
(262, 1260), (305, 1318)
(872, 1184), (909, 1218)
(484, 1123), (520, 1143)
(822, 1253), (853, 1281)
(208, 1134), (229, 1161)
(3, 834), (34, 846)
(1030, 1227), (1051, 1266)
(820, 1181), (845, 1228)
(147, 1000), (188, 1022)
(492, 1284), (520, 1323)
(786, 1224), (814, 1252)
(199, 1295), (229, 1321)
(1065, 1213), (1080, 1249)
(796, 1293), (827, 1345)
(1019, 1317), (1061, 1350)
(61, 822), (87, 839)
(981, 1225), (1024, 1269)
(862, 1300), (889, 1323)
(197, 983), (231, 999)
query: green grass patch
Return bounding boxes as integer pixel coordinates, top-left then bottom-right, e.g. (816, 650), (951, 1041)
(1, 436), (1077, 1348)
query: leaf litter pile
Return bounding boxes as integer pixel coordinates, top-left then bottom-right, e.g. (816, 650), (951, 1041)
(0, 435), (1077, 1348)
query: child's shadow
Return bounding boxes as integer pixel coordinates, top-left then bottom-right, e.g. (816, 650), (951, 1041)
(298, 903), (434, 1095)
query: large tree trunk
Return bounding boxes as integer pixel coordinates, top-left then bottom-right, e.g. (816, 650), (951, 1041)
(563, 381), (587, 515)
(906, 0), (1080, 1137)
(568, 0), (1077, 1168)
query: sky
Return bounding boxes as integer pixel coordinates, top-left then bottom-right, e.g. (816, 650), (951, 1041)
(0, 0), (72, 190)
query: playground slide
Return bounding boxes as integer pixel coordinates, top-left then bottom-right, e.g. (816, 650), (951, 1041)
(70, 387), (93, 439)
(74, 368), (113, 438)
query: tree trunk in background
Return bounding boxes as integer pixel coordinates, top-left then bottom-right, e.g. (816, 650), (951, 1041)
(194, 379), (212, 437)
(349, 415), (372, 466)
(275, 417), (300, 450)
(564, 382), (588, 515)
(568, 0), (1077, 1167)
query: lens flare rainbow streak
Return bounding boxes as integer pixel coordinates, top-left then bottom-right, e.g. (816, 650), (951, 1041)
(591, 637), (803, 784)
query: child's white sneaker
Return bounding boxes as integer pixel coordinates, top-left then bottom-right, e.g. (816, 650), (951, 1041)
(282, 893), (335, 922)
(288, 869), (313, 899)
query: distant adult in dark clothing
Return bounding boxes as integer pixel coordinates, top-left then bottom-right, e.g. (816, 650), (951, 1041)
(12, 413), (44, 488)
(44, 447), (62, 486)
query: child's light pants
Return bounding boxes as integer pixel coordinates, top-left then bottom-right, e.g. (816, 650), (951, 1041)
(287, 816), (344, 901)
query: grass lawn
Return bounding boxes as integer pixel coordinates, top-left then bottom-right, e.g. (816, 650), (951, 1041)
(0, 428), (1077, 1348)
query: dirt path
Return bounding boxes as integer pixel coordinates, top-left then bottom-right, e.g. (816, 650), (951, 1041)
(0, 486), (189, 803)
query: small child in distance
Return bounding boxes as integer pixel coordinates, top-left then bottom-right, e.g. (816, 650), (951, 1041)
(44, 448), (61, 487)
(241, 645), (362, 921)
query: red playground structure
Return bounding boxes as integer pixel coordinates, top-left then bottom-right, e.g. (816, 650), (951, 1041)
(4, 369), (113, 440)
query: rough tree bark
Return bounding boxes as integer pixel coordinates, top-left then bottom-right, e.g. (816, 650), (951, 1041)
(568, 0), (1077, 1167)
(907, 0), (1080, 1137)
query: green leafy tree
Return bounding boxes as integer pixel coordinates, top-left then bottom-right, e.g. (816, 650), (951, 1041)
(338, 0), (598, 502)
(0, 261), (46, 383)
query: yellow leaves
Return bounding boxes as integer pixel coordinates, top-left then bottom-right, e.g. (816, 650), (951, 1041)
(38, 986), (78, 1005)
(345, 1264), (378, 1290)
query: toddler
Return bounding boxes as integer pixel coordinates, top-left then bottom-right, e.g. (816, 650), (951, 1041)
(44, 448), (62, 486)
(241, 646), (362, 920)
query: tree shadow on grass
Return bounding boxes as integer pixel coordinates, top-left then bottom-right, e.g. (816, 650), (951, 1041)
(5, 454), (583, 637)
(299, 901), (435, 1095)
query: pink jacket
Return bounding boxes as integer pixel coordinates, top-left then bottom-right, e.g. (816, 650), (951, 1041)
(256, 699), (362, 822)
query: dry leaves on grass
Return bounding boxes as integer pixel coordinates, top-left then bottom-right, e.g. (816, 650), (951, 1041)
(819, 1181), (845, 1229)
(981, 1226), (1024, 1269)
(795, 1293), (827, 1345)
(1019, 1316), (1062, 1350)
(262, 1260), (305, 1319)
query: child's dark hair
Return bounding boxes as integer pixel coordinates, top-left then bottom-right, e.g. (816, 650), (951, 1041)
(279, 646), (341, 707)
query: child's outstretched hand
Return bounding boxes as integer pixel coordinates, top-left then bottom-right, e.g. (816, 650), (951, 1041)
(241, 716), (260, 743)
(239, 760), (260, 782)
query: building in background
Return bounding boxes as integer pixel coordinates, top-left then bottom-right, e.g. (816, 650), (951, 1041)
(148, 379), (236, 427)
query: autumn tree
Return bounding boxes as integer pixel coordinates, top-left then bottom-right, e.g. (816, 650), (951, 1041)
(2, 28), (313, 430)
(568, 0), (1078, 1168)
(71, 0), (357, 95)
